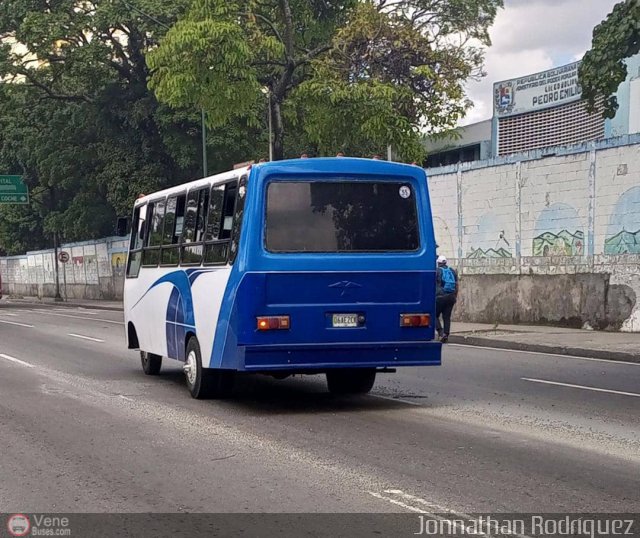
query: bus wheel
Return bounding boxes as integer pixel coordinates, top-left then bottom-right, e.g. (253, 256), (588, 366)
(184, 336), (235, 399)
(326, 369), (376, 395)
(140, 351), (162, 375)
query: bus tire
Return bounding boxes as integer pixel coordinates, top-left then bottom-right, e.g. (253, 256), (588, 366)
(326, 368), (376, 395)
(185, 336), (235, 399)
(141, 351), (162, 375)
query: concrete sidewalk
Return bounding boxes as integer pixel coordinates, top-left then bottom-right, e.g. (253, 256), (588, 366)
(451, 322), (639, 363)
(4, 296), (123, 312)
(3, 296), (638, 362)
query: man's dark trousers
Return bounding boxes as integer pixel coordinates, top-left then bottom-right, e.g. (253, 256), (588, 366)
(436, 293), (457, 337)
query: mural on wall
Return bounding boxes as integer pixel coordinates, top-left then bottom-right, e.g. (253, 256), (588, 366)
(465, 213), (513, 258)
(605, 187), (640, 255)
(533, 230), (584, 256)
(532, 203), (584, 257)
(468, 247), (511, 258)
(111, 252), (126, 276)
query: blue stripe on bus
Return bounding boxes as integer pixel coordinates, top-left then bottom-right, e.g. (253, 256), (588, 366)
(140, 268), (217, 361)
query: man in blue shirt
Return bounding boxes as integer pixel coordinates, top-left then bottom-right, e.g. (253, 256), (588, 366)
(435, 255), (459, 343)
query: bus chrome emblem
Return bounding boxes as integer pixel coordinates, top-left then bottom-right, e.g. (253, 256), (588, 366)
(328, 280), (362, 297)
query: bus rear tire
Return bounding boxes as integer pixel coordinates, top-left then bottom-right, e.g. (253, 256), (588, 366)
(185, 336), (235, 399)
(326, 368), (376, 395)
(141, 351), (162, 375)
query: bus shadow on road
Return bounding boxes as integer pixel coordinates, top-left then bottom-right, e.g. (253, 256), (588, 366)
(155, 367), (408, 415)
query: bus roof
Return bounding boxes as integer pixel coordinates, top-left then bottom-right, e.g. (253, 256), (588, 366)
(134, 158), (424, 205)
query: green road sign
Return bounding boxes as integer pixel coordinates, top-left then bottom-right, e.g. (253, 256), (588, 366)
(0, 175), (29, 204)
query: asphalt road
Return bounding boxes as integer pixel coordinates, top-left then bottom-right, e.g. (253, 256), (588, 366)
(0, 301), (638, 519)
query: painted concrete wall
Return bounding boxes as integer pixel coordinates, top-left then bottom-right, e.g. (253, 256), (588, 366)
(0, 237), (128, 300)
(429, 133), (640, 332)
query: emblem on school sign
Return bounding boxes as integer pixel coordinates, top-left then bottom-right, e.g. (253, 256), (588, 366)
(494, 81), (515, 115)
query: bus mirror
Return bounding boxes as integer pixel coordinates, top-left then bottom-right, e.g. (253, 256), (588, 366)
(116, 217), (131, 237)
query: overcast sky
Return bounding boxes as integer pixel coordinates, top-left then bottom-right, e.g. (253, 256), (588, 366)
(461, 0), (621, 125)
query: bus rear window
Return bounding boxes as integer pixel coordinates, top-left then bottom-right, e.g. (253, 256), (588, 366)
(266, 181), (419, 252)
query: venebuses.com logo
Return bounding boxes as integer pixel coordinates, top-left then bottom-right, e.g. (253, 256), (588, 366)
(7, 514), (31, 537)
(6, 514), (71, 537)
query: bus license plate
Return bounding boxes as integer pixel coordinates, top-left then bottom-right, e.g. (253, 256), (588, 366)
(332, 313), (358, 328)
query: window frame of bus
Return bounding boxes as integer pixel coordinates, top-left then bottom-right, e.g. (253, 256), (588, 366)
(142, 197), (166, 267)
(228, 175), (247, 265)
(263, 178), (421, 253)
(159, 192), (187, 267)
(180, 186), (210, 266)
(202, 179), (240, 266)
(129, 177), (243, 271)
(126, 202), (147, 278)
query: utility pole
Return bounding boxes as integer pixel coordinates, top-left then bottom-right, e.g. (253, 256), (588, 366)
(53, 231), (62, 301)
(262, 87), (273, 161)
(201, 109), (208, 177)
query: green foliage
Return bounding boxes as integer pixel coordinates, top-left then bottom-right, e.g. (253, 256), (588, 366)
(291, 1), (495, 161)
(0, 0), (211, 253)
(579, 0), (640, 118)
(149, 0), (501, 161)
(148, 0), (357, 159)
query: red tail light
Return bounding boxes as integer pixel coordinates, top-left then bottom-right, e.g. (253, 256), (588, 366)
(257, 316), (290, 331)
(400, 314), (430, 327)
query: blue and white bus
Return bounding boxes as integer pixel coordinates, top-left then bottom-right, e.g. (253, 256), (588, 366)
(124, 158), (441, 398)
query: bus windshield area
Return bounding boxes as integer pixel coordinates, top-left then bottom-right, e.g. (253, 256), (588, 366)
(266, 180), (420, 253)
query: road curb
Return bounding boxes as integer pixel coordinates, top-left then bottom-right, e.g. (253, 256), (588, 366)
(449, 334), (640, 364)
(6, 299), (123, 312)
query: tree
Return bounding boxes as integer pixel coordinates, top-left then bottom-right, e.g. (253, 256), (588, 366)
(579, 0), (640, 118)
(148, 0), (501, 161)
(0, 0), (227, 253)
(147, 0), (355, 160)
(291, 1), (498, 160)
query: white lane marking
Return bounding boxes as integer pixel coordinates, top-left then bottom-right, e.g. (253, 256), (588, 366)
(522, 377), (640, 398)
(450, 343), (640, 367)
(372, 394), (423, 407)
(367, 491), (425, 513)
(370, 489), (532, 538)
(28, 310), (123, 325)
(0, 312), (18, 317)
(55, 309), (100, 315)
(0, 353), (35, 368)
(68, 333), (105, 343)
(0, 319), (34, 328)
(383, 489), (447, 511)
(368, 492), (495, 537)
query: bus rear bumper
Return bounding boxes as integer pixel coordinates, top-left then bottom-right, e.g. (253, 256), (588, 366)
(240, 341), (442, 372)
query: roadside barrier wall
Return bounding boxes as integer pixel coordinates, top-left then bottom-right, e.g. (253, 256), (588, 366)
(0, 236), (128, 301)
(429, 133), (640, 332)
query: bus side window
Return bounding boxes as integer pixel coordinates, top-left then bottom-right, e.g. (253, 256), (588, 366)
(181, 187), (209, 265)
(143, 199), (165, 267)
(229, 175), (247, 265)
(220, 183), (237, 240)
(205, 185), (225, 242)
(127, 203), (147, 278)
(161, 193), (186, 266)
(204, 181), (237, 265)
(195, 188), (209, 243)
(182, 190), (199, 244)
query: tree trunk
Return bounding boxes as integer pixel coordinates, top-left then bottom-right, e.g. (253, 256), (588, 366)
(272, 99), (285, 161)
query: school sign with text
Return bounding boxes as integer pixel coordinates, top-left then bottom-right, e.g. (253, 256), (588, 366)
(494, 60), (582, 117)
